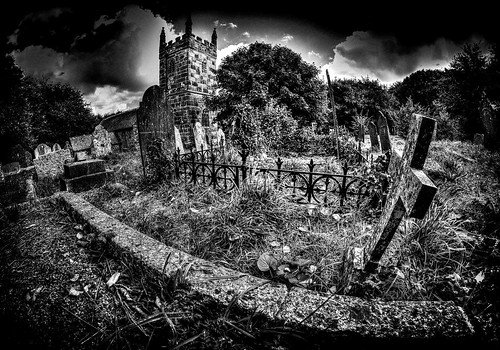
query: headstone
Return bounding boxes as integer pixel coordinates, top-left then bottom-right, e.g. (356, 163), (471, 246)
(70, 134), (93, 152)
(92, 124), (112, 157)
(193, 121), (208, 151)
(137, 85), (175, 173)
(377, 112), (392, 152)
(1, 162), (20, 174)
(70, 134), (93, 161)
(473, 133), (484, 146)
(34, 143), (51, 159)
(357, 125), (365, 143)
(340, 114), (438, 291)
(25, 151), (33, 166)
(33, 148), (73, 178)
(174, 126), (185, 154)
(216, 128), (226, 147)
(368, 122), (380, 152)
(52, 143), (62, 152)
(10, 144), (27, 168)
(25, 178), (36, 203)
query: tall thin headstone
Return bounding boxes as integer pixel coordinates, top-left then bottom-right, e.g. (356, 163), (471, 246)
(137, 85), (174, 175)
(357, 124), (365, 143)
(377, 112), (392, 152)
(368, 122), (380, 152)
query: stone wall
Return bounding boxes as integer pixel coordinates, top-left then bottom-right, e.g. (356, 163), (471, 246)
(33, 148), (72, 179)
(0, 166), (36, 206)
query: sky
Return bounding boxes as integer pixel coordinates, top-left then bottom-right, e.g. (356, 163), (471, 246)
(1, 1), (498, 115)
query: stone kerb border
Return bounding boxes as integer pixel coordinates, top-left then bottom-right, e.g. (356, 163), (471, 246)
(54, 191), (474, 345)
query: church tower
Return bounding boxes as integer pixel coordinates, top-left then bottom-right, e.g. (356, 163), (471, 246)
(159, 15), (218, 149)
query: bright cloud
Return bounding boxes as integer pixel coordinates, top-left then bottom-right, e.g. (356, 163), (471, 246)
(84, 85), (143, 115)
(242, 31), (250, 38)
(281, 34), (294, 42)
(217, 42), (249, 67)
(321, 31), (470, 84)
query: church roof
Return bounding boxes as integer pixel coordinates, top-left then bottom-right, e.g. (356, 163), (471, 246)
(100, 108), (138, 131)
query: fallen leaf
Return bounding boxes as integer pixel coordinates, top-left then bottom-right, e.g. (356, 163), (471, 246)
(25, 224), (36, 229)
(74, 224), (83, 231)
(309, 265), (317, 273)
(269, 241), (280, 247)
(332, 214), (341, 221)
(282, 245), (291, 254)
(189, 207), (200, 214)
(257, 252), (278, 272)
(298, 226), (309, 233)
(155, 295), (163, 309)
(83, 285), (91, 293)
(69, 287), (83, 297)
(70, 274), (80, 282)
(76, 232), (84, 240)
(106, 272), (121, 287)
(319, 208), (331, 216)
(475, 271), (485, 283)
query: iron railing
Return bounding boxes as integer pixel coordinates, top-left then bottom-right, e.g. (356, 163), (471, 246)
(173, 148), (373, 207)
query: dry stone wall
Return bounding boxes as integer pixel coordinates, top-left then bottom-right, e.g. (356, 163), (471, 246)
(33, 148), (72, 179)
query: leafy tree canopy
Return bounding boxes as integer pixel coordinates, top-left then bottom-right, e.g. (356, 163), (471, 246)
(208, 42), (327, 127)
(0, 52), (99, 163)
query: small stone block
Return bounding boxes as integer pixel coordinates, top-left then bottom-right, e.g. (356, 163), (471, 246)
(62, 170), (114, 193)
(64, 159), (106, 179)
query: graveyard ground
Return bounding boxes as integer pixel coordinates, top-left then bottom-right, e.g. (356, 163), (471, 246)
(0, 139), (499, 349)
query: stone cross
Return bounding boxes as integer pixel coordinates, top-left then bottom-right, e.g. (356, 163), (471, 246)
(364, 114), (437, 272)
(377, 112), (391, 152)
(339, 114), (438, 291)
(368, 122), (380, 151)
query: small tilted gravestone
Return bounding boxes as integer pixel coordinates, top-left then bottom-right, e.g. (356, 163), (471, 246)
(340, 114), (437, 292)
(473, 133), (484, 146)
(193, 121), (208, 151)
(174, 126), (185, 154)
(368, 121), (380, 151)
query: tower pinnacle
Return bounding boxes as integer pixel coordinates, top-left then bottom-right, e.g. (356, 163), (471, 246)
(185, 14), (192, 36)
(211, 28), (217, 47)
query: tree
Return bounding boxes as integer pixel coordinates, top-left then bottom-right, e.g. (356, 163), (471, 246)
(0, 54), (99, 162)
(330, 77), (394, 128)
(208, 42), (326, 128)
(444, 42), (488, 137)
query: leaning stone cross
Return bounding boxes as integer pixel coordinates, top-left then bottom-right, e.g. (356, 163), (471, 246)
(364, 113), (437, 271)
(340, 114), (437, 291)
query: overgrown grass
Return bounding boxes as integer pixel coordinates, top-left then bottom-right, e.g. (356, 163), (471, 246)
(83, 169), (375, 294)
(86, 139), (500, 342)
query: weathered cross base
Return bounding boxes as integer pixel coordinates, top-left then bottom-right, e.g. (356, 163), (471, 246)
(339, 114), (437, 293)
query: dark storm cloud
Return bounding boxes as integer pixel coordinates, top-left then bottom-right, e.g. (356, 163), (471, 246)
(11, 4), (156, 94)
